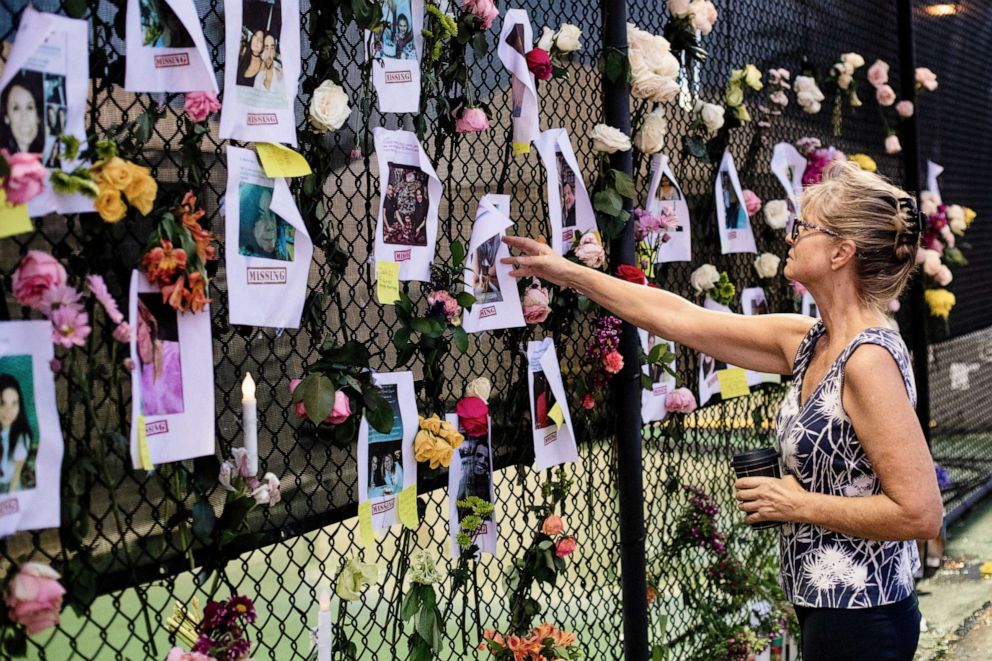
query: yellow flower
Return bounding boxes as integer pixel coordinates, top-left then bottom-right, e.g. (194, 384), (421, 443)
(980, 561), (992, 577)
(419, 415), (442, 434)
(335, 557), (378, 601)
(124, 167), (157, 216)
(95, 185), (127, 223)
(414, 430), (439, 465)
(924, 288), (956, 319)
(101, 157), (134, 191)
(964, 207), (977, 227)
(848, 154), (877, 173)
(743, 63), (763, 91)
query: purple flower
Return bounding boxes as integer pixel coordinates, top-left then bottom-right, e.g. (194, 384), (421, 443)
(192, 634), (215, 654)
(86, 274), (124, 324)
(38, 284), (84, 318)
(226, 595), (257, 623)
(50, 306), (91, 348)
(200, 601), (228, 632)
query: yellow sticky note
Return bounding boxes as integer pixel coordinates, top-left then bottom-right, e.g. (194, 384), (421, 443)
(718, 368), (751, 400)
(376, 261), (400, 305)
(547, 402), (564, 430)
(256, 142), (312, 178)
(136, 416), (154, 470)
(358, 500), (376, 549)
(512, 142), (531, 155)
(0, 191), (32, 239)
(398, 485), (419, 529)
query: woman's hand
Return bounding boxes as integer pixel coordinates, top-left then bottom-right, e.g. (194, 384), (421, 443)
(501, 236), (576, 287)
(735, 474), (808, 525)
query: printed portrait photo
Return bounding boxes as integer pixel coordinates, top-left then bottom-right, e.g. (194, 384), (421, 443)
(368, 384), (404, 498)
(237, 0), (284, 92)
(505, 24), (525, 117)
(655, 173), (683, 203)
(375, 0), (416, 60)
(42, 73), (66, 167)
(721, 172), (748, 230)
(532, 369), (557, 430)
(238, 182), (296, 261)
(0, 70), (45, 156)
(455, 434), (493, 522)
(137, 293), (185, 417)
(140, 0), (196, 48)
(557, 152), (577, 229)
(382, 163), (429, 247)
(471, 235), (503, 304)
(744, 290), (770, 316)
(0, 355), (39, 495)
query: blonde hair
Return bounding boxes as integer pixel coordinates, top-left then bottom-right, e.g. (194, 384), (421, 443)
(800, 160), (921, 308)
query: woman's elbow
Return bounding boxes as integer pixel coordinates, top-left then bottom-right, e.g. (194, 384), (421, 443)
(908, 498), (944, 540)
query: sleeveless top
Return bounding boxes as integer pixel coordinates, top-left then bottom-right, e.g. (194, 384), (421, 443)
(776, 320), (920, 609)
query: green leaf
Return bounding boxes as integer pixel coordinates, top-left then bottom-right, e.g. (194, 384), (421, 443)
(65, 0), (88, 18)
(392, 327), (412, 351)
(641, 374), (653, 390)
(593, 189), (624, 217)
(410, 317), (433, 334)
(302, 374), (336, 424)
(612, 169), (635, 199)
(456, 292), (476, 309)
(416, 607), (435, 644)
(365, 392), (395, 434)
(401, 589), (420, 621)
(191, 499), (216, 540)
(451, 240), (466, 269)
(684, 135), (710, 161)
(452, 325), (468, 353)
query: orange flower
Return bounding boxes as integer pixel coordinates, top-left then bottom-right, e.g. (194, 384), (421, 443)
(553, 628), (577, 647)
(540, 515), (564, 536)
(178, 191), (206, 229)
(161, 279), (187, 311)
(190, 224), (216, 263)
(531, 623), (557, 643)
(142, 240), (187, 285)
(646, 585), (656, 604)
(185, 272), (210, 313)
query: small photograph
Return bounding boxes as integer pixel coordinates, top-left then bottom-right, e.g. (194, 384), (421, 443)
(0, 70), (44, 155)
(382, 163), (429, 247)
(644, 334), (667, 385)
(721, 172), (748, 230)
(532, 369), (557, 430)
(140, 0), (196, 48)
(374, 0), (417, 60)
(743, 289), (770, 316)
(0, 355), (39, 494)
(557, 152), (577, 229)
(137, 293), (185, 416)
(700, 353), (729, 384)
(471, 235), (502, 304)
(505, 24), (525, 117)
(368, 384), (404, 498)
(41, 73), (66, 167)
(655, 173), (683, 202)
(455, 434), (493, 521)
(238, 182), (296, 261)
(238, 0), (284, 91)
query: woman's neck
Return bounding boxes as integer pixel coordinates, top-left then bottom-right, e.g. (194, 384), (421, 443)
(810, 282), (887, 343)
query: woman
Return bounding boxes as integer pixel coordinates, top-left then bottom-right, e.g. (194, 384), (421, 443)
(503, 161), (942, 660)
(1, 72), (44, 154)
(380, 453), (403, 495)
(237, 29), (265, 87)
(137, 298), (184, 416)
(369, 455), (383, 492)
(0, 374), (33, 494)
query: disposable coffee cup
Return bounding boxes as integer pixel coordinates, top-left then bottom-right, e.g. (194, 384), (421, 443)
(731, 448), (783, 530)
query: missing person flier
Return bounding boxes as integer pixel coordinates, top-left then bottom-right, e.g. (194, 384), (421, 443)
(740, 287), (782, 387)
(497, 10), (539, 154)
(535, 129), (596, 255)
(368, 0), (423, 113)
(125, 0), (217, 93)
(462, 194), (525, 333)
(446, 413), (497, 558)
(770, 143), (807, 237)
(714, 150), (757, 254)
(644, 154), (692, 263)
(527, 339), (578, 470)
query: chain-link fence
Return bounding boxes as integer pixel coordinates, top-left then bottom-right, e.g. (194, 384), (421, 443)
(0, 0), (986, 659)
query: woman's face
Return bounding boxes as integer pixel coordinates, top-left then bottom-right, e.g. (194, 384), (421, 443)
(784, 210), (836, 284)
(415, 190), (423, 203)
(0, 387), (20, 429)
(137, 313), (154, 364)
(383, 454), (394, 472)
(5, 85), (39, 152)
(397, 17), (409, 37)
(250, 30), (264, 56)
(371, 456), (378, 469)
(563, 183), (575, 208)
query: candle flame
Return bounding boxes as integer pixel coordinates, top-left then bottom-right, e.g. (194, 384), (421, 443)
(242, 372), (256, 399)
(924, 3), (958, 16)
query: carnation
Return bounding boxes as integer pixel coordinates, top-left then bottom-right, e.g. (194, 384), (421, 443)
(689, 264), (720, 293)
(763, 200), (790, 230)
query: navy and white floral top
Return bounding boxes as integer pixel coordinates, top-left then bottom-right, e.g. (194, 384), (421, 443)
(777, 320), (920, 609)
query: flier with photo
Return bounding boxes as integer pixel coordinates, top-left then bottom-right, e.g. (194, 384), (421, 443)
(463, 194), (525, 333)
(802, 292), (820, 320)
(770, 143), (807, 237)
(369, 0), (423, 113)
(527, 339), (578, 470)
(220, 0), (301, 145)
(740, 287), (782, 387)
(927, 160), (943, 202)
(373, 128), (441, 281)
(0, 321), (64, 538)
(714, 151), (757, 254)
(497, 10), (539, 155)
(225, 146), (314, 329)
(697, 298), (736, 408)
(0, 7), (93, 219)
(644, 154), (691, 263)
(125, 0), (217, 93)
(358, 371), (418, 531)
(640, 329), (676, 423)
(446, 413), (497, 558)
(129, 271), (215, 468)
(535, 129), (596, 255)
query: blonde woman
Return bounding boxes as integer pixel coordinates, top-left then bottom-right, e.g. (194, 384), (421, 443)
(502, 161), (942, 660)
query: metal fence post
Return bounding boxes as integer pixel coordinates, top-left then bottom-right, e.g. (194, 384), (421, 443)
(601, 1), (649, 659)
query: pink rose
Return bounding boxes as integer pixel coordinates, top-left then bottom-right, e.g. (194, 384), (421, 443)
(742, 189), (761, 217)
(166, 647), (217, 661)
(875, 85), (896, 107)
(554, 536), (577, 558)
(915, 67), (938, 91)
(603, 350), (624, 375)
(289, 379), (352, 424)
(885, 134), (902, 155)
(522, 282), (551, 324)
(895, 100), (914, 118)
(2, 150), (47, 205)
(112, 322), (132, 344)
(867, 59), (889, 87)
(460, 0), (498, 30)
(665, 387), (697, 414)
(11, 250), (67, 309)
(183, 92), (222, 123)
(541, 515), (565, 536)
(455, 107), (490, 134)
(5, 562), (65, 636)
(574, 232), (606, 268)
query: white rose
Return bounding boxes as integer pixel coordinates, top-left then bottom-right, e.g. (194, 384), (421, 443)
(945, 204), (965, 224)
(754, 252), (781, 279)
(885, 134), (902, 154)
(837, 73), (852, 90)
(689, 0), (718, 35)
(841, 52), (865, 69)
(652, 50), (681, 80)
(743, 64), (762, 90)
(690, 264), (720, 293)
(309, 80), (351, 132)
(627, 24), (652, 51)
(850, 92), (862, 107)
(465, 377), (492, 402)
(763, 200), (790, 229)
(632, 71), (680, 103)
(921, 249), (942, 276)
(555, 24), (582, 53)
(949, 218), (966, 235)
(589, 124), (632, 153)
(793, 75), (820, 96)
(921, 189), (941, 208)
(804, 101), (822, 114)
(536, 26), (554, 52)
(935, 265), (953, 286)
(633, 107), (668, 155)
(668, 0), (691, 17)
(628, 49), (648, 78)
(699, 102), (725, 133)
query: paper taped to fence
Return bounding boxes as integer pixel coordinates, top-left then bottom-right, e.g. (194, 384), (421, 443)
(125, 0), (217, 93)
(715, 151), (757, 254)
(498, 10), (540, 154)
(369, 0), (423, 113)
(535, 129), (596, 255)
(740, 287), (782, 387)
(644, 154), (692, 263)
(446, 413), (497, 558)
(640, 329), (676, 423)
(770, 143), (806, 237)
(463, 194), (525, 333)
(527, 338), (578, 470)
(697, 297), (743, 408)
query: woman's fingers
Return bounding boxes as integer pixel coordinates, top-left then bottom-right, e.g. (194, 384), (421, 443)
(502, 235), (548, 255)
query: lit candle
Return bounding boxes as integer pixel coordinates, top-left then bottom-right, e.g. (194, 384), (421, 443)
(317, 586), (332, 661)
(241, 373), (258, 477)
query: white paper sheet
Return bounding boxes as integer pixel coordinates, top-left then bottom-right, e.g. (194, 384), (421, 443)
(128, 271), (215, 468)
(927, 160), (943, 202)
(497, 10), (539, 154)
(697, 298), (737, 408)
(527, 338), (578, 470)
(373, 128), (441, 281)
(0, 321), (65, 538)
(644, 154), (692, 263)
(740, 287), (782, 387)
(219, 0), (301, 145)
(714, 151), (757, 254)
(640, 329), (676, 423)
(446, 413), (497, 559)
(801, 292), (820, 320)
(357, 371), (418, 530)
(770, 143), (806, 237)
(368, 0), (423, 113)
(0, 7), (93, 218)
(463, 194), (525, 333)
(534, 129), (596, 255)
(224, 146), (313, 329)
(125, 0), (217, 93)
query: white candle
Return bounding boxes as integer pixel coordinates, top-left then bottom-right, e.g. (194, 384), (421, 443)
(241, 372), (258, 477)
(317, 586), (332, 661)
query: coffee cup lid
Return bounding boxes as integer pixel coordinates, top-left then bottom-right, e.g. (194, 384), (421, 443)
(731, 448), (779, 468)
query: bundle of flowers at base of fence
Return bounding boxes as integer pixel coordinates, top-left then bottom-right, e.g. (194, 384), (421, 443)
(479, 623), (583, 660)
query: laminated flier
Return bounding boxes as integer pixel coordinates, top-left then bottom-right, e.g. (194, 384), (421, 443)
(644, 154), (692, 263)
(446, 413), (497, 558)
(224, 145), (314, 329)
(369, 0), (423, 113)
(535, 129), (596, 255)
(714, 151), (757, 254)
(125, 0), (218, 93)
(527, 339), (578, 470)
(497, 10), (539, 154)
(740, 287), (782, 387)
(640, 329), (676, 424)
(698, 297), (739, 408)
(463, 194), (525, 333)
(770, 143), (807, 237)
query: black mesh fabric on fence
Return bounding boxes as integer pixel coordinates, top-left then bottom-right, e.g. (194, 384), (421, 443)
(0, 0), (984, 659)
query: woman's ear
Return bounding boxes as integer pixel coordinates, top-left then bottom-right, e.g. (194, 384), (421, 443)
(830, 239), (858, 270)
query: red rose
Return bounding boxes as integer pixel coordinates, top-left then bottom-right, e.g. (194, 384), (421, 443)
(455, 396), (489, 436)
(526, 48), (553, 81)
(615, 264), (647, 285)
